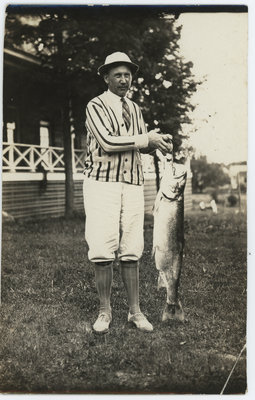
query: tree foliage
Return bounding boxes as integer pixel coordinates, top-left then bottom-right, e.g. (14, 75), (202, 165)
(191, 156), (230, 193)
(5, 5), (199, 153)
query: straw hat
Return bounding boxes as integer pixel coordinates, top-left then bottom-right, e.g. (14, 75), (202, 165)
(98, 52), (139, 76)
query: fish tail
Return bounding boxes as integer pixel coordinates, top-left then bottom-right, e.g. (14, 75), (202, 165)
(152, 246), (155, 258)
(157, 270), (168, 290)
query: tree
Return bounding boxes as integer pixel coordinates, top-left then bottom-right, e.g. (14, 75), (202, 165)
(5, 5), (199, 204)
(191, 156), (230, 193)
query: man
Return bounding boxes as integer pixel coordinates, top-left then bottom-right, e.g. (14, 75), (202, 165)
(83, 52), (172, 334)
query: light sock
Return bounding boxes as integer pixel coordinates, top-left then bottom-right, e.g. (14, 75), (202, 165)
(94, 262), (113, 315)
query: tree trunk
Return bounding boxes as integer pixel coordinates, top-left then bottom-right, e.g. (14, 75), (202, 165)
(62, 99), (75, 218)
(53, 16), (75, 218)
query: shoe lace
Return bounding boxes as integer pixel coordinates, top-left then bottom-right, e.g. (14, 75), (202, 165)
(98, 313), (110, 321)
(130, 312), (146, 320)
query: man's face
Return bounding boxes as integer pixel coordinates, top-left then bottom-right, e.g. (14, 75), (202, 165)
(104, 65), (132, 97)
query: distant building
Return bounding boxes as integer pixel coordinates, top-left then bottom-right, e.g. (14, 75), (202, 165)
(228, 162), (247, 190)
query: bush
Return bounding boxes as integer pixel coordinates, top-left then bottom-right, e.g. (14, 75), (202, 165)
(211, 189), (219, 203)
(227, 194), (238, 207)
(240, 183), (246, 193)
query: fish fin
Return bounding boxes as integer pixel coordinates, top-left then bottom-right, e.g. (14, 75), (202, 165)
(153, 191), (162, 216)
(157, 271), (167, 290)
(152, 246), (155, 258)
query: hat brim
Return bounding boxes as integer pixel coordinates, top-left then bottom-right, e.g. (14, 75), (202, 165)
(98, 61), (139, 76)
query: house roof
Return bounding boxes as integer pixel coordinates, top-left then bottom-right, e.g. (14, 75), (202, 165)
(4, 47), (41, 67)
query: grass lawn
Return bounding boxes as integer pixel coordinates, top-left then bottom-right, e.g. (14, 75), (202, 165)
(0, 203), (247, 394)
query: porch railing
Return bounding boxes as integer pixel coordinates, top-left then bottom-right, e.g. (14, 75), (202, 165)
(2, 142), (86, 173)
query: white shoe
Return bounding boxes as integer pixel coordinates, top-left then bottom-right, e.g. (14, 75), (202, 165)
(93, 312), (112, 334)
(128, 312), (153, 332)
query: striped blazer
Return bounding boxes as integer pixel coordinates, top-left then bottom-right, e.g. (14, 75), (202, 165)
(84, 90), (149, 185)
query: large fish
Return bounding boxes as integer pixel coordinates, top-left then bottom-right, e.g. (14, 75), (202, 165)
(153, 156), (187, 322)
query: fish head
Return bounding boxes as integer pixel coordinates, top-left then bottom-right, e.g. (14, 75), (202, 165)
(160, 162), (187, 200)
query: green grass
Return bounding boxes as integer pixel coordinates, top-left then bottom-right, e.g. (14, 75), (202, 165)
(0, 203), (247, 394)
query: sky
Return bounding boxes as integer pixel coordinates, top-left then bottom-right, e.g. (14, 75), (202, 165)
(178, 12), (248, 165)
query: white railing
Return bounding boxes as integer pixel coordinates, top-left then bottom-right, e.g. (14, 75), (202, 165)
(2, 142), (86, 173)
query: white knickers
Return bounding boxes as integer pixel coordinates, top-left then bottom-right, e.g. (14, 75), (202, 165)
(83, 177), (144, 263)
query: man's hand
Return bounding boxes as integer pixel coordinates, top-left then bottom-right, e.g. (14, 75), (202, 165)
(147, 131), (173, 156)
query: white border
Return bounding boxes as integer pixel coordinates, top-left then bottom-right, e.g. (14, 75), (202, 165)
(0, 2), (254, 400)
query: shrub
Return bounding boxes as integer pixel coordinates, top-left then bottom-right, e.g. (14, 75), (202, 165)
(227, 194), (238, 207)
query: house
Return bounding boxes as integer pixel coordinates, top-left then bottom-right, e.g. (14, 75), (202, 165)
(2, 47), (86, 218)
(2, 47), (192, 219)
(228, 162), (247, 191)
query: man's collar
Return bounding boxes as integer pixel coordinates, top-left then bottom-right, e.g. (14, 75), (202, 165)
(106, 89), (127, 103)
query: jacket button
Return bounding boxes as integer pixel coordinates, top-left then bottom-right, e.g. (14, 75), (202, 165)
(124, 170), (127, 174)
(125, 158), (128, 162)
